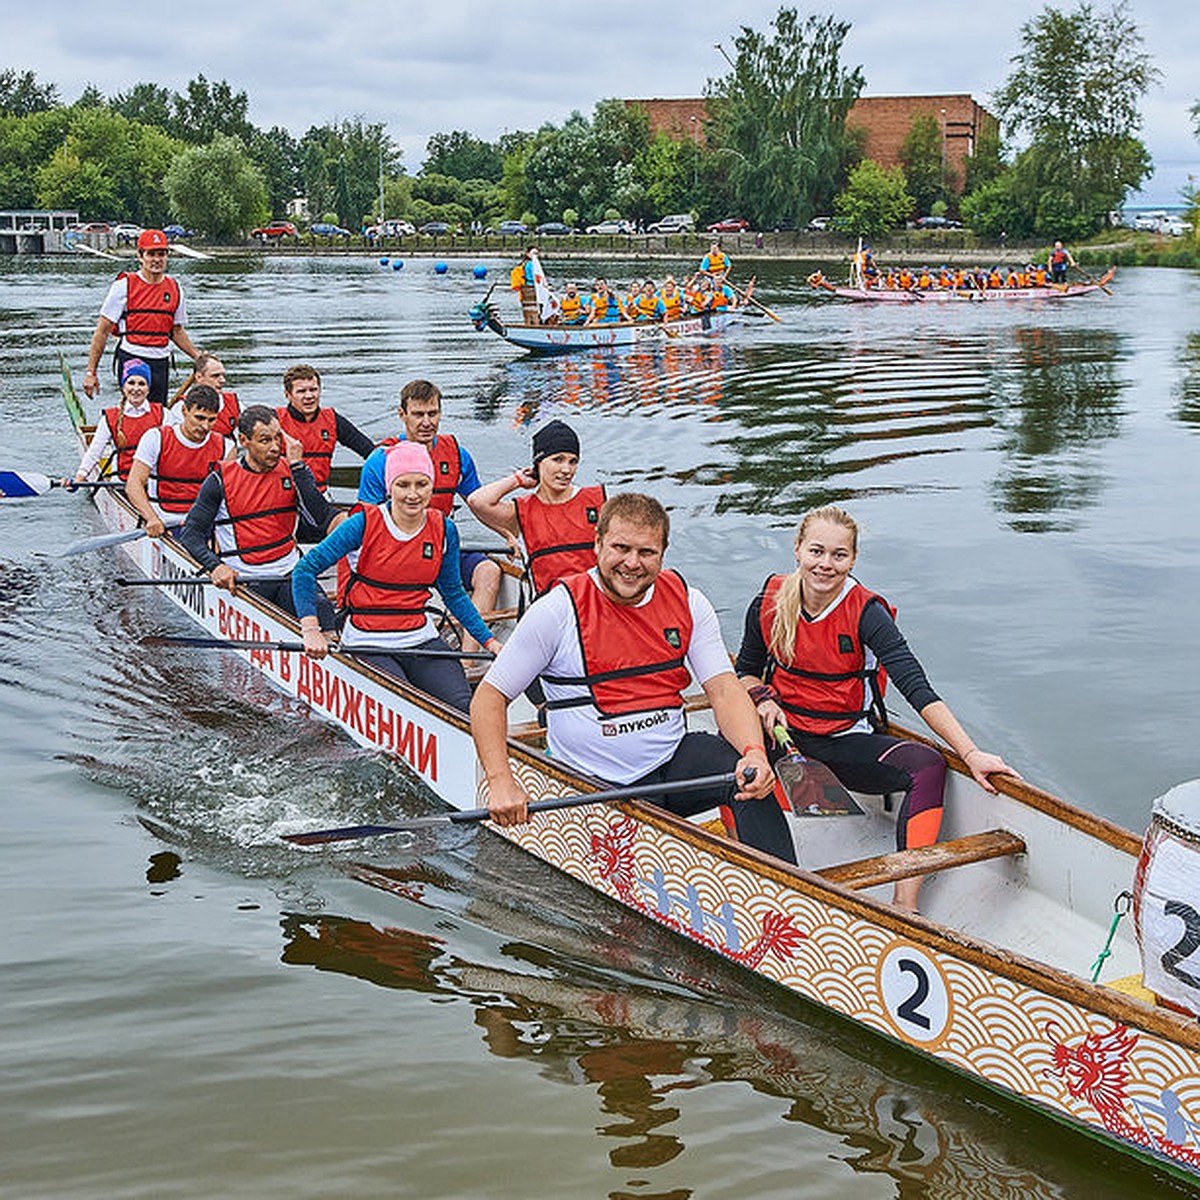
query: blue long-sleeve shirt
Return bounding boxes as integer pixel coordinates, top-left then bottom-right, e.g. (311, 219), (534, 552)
(358, 435), (483, 506)
(291, 507), (493, 648)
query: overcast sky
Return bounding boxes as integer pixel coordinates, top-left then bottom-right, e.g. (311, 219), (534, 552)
(10, 1), (1198, 204)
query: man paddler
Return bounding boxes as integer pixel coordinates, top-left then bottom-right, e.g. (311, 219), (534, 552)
(470, 491), (797, 866)
(179, 404), (336, 627)
(82, 229), (199, 406)
(167, 351), (240, 441)
(125, 383), (225, 539)
(468, 419), (606, 597)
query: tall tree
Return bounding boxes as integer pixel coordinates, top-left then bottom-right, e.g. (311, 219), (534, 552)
(423, 130), (502, 181)
(0, 108), (70, 207)
(705, 8), (864, 229)
(993, 1), (1156, 236)
(169, 75), (254, 145)
(247, 126), (301, 217)
(300, 119), (399, 228)
(832, 159), (913, 238)
(0, 69), (58, 116)
(164, 135), (269, 238)
(899, 113), (946, 216)
(111, 82), (173, 130)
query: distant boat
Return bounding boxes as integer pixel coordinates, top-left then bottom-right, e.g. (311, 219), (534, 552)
(809, 266), (1116, 303)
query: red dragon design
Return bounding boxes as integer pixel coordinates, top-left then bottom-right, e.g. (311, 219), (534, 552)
(1046, 1022), (1200, 1169)
(588, 816), (805, 968)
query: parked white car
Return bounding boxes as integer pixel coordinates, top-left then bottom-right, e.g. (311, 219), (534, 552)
(647, 213), (695, 234)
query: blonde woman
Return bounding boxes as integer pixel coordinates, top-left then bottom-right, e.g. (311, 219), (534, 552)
(736, 505), (1017, 910)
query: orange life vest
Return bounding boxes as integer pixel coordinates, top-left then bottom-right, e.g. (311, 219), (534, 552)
(758, 575), (894, 735)
(544, 569), (693, 718)
(343, 507), (445, 632)
(276, 405), (338, 488)
(215, 458), (298, 565)
(102, 402), (164, 479)
(119, 273), (180, 349)
(152, 425), (225, 513)
(514, 484), (606, 596)
(659, 287), (683, 320)
(559, 294), (584, 323)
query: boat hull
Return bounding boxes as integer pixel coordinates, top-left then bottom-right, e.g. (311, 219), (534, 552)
(488, 311), (740, 353)
(825, 268), (1117, 303)
(62, 356), (1200, 1185)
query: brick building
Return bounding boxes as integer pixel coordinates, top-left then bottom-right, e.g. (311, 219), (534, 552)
(626, 94), (998, 194)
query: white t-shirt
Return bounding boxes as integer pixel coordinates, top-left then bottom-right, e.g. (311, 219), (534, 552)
(75, 397), (157, 477)
(483, 569), (732, 783)
(133, 426), (227, 511)
(100, 273), (188, 360)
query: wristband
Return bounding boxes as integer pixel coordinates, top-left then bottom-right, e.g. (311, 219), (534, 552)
(747, 684), (777, 705)
(741, 744), (765, 757)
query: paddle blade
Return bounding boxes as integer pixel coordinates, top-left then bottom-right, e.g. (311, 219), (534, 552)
(60, 527), (147, 557)
(775, 752), (864, 817)
(0, 469), (53, 497)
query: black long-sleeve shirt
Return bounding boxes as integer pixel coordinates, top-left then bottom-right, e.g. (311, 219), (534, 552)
(735, 583), (940, 714)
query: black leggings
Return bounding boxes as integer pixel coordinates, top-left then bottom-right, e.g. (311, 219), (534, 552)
(631, 731), (796, 865)
(354, 637), (472, 712)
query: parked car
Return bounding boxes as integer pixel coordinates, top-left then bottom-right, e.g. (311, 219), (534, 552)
(379, 219), (415, 237)
(163, 224), (196, 239)
(706, 217), (749, 233)
(311, 222), (351, 236)
(805, 215), (830, 231)
(1158, 215), (1191, 237)
(251, 220), (297, 242)
(111, 223), (143, 244)
(70, 221), (111, 234)
(649, 213), (696, 234)
(534, 221), (574, 235)
(419, 221), (451, 235)
(585, 219), (633, 235)
(496, 219), (528, 235)
(913, 215), (962, 230)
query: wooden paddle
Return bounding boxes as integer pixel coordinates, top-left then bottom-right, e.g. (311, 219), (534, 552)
(728, 277), (780, 322)
(0, 469), (125, 498)
(142, 635), (495, 660)
(282, 770), (743, 845)
(772, 726), (864, 817)
(1072, 263), (1114, 296)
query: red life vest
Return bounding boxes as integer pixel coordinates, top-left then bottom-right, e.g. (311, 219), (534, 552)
(546, 569), (693, 718)
(119, 272), (180, 349)
(758, 575), (894, 735)
(214, 390), (240, 440)
(102, 402), (164, 479)
(153, 426), (225, 513)
(276, 405), (338, 488)
(377, 435), (463, 514)
(514, 484), (606, 596)
(215, 458), (298, 565)
(1051, 246), (1069, 266)
(343, 507), (445, 632)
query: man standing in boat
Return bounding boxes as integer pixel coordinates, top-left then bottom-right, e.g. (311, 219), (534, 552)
(82, 229), (199, 406)
(179, 404), (337, 627)
(1049, 240), (1076, 284)
(358, 379), (503, 644)
(470, 492), (797, 865)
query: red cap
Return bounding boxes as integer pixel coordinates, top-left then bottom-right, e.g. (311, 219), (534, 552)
(138, 229), (169, 250)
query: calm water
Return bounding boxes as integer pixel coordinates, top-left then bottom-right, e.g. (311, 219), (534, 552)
(2, 253), (1199, 1198)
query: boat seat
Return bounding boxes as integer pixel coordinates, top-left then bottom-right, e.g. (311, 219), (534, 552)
(815, 828), (1026, 890)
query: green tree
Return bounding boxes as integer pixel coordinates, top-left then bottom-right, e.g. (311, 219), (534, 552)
(993, 1), (1156, 236)
(169, 74), (254, 144)
(832, 159), (913, 238)
(424, 130), (502, 181)
(0, 108), (70, 207)
(247, 126), (300, 217)
(962, 125), (1004, 197)
(110, 82), (173, 130)
(164, 134), (269, 238)
(638, 132), (698, 219)
(899, 113), (945, 216)
(300, 119), (399, 228)
(0, 69), (58, 116)
(705, 8), (864, 229)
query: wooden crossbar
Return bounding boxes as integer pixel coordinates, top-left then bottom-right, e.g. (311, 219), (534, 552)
(815, 829), (1026, 890)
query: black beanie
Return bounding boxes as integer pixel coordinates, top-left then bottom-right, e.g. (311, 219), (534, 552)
(532, 419), (580, 468)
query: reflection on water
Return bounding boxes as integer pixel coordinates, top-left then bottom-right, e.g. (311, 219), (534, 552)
(1173, 332), (1200, 431)
(281, 902), (1143, 1198)
(987, 327), (1127, 531)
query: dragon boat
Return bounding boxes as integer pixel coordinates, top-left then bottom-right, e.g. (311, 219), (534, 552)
(61, 356), (1200, 1187)
(808, 266), (1117, 303)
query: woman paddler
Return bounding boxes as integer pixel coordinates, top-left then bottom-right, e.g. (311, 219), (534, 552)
(735, 505), (1018, 912)
(293, 441), (501, 712)
(467, 419), (605, 598)
(72, 358), (163, 483)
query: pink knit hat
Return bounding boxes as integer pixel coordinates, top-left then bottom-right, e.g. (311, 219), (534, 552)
(384, 441), (434, 490)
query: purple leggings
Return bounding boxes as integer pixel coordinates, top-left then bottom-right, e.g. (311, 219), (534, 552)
(784, 730), (947, 849)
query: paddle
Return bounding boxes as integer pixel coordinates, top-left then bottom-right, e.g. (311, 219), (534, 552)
(141, 634), (495, 660)
(0, 470), (125, 498)
(728, 277), (780, 322)
(282, 770), (743, 845)
(116, 576), (288, 587)
(772, 725), (864, 817)
(61, 518), (183, 557)
(1072, 262), (1114, 296)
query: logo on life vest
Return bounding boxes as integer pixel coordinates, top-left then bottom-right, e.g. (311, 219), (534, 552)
(320, 429), (330, 441)
(422, 542), (434, 558)
(281, 477), (293, 490)
(838, 634), (854, 654)
(664, 627), (681, 649)
(438, 462), (450, 475)
(162, 288), (172, 303)
(586, 507), (599, 524)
